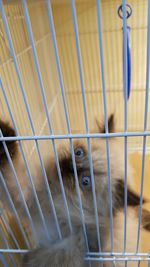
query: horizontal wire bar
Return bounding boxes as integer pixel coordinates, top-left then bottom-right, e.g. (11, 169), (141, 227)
(0, 250), (150, 262)
(0, 250), (29, 254)
(85, 257), (150, 262)
(0, 249), (150, 258)
(87, 253), (150, 257)
(0, 131), (150, 141)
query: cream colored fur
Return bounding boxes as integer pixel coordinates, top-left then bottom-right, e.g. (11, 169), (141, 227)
(0, 130), (141, 267)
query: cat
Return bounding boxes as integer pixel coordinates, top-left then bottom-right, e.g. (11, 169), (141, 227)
(0, 115), (149, 267)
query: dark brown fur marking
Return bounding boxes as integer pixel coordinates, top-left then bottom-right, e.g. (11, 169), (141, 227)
(58, 152), (76, 190)
(0, 120), (17, 164)
(59, 153), (73, 177)
(114, 179), (145, 213)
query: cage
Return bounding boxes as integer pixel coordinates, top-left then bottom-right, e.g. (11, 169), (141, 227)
(0, 0), (150, 266)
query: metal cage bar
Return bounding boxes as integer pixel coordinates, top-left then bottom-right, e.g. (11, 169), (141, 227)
(71, 0), (102, 253)
(122, 0), (128, 254)
(96, 0), (114, 252)
(0, 0), (149, 265)
(0, 171), (30, 248)
(136, 0), (150, 253)
(0, 79), (38, 244)
(46, 0), (90, 253)
(0, 0), (53, 242)
(0, 227), (18, 267)
(22, 0), (66, 239)
(1, 131), (150, 141)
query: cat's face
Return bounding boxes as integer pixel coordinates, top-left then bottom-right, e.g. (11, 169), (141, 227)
(49, 136), (126, 226)
(47, 116), (140, 227)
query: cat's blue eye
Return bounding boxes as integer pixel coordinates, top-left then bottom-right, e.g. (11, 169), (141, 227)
(74, 147), (84, 158)
(81, 176), (91, 188)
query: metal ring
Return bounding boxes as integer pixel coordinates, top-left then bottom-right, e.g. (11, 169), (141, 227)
(118, 4), (132, 20)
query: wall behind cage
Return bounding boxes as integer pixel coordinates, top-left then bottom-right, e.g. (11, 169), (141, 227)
(0, 0), (149, 153)
(52, 0), (150, 150)
(0, 1), (70, 161)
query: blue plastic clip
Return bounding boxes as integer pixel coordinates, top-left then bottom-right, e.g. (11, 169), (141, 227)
(118, 4), (132, 99)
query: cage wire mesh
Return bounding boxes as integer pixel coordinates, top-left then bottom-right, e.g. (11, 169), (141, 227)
(0, 0), (150, 266)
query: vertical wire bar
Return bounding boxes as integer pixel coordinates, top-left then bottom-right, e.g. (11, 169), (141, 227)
(96, 0), (113, 252)
(0, 38), (27, 136)
(0, 98), (5, 117)
(46, 0), (90, 253)
(0, 212), (20, 249)
(22, 0), (72, 236)
(22, 0), (71, 237)
(70, 0), (102, 253)
(5, 4), (29, 137)
(69, 143), (89, 249)
(0, 0), (52, 241)
(46, 0), (71, 133)
(136, 0), (150, 252)
(0, 79), (37, 244)
(0, 227), (17, 267)
(70, 0), (88, 133)
(0, 253), (9, 267)
(0, 171), (30, 248)
(122, 0), (128, 253)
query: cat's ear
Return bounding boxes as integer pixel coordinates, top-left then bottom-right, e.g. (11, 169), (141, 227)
(96, 114), (115, 133)
(0, 120), (17, 164)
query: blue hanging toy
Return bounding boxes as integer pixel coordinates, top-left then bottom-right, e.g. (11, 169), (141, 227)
(118, 4), (132, 99)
